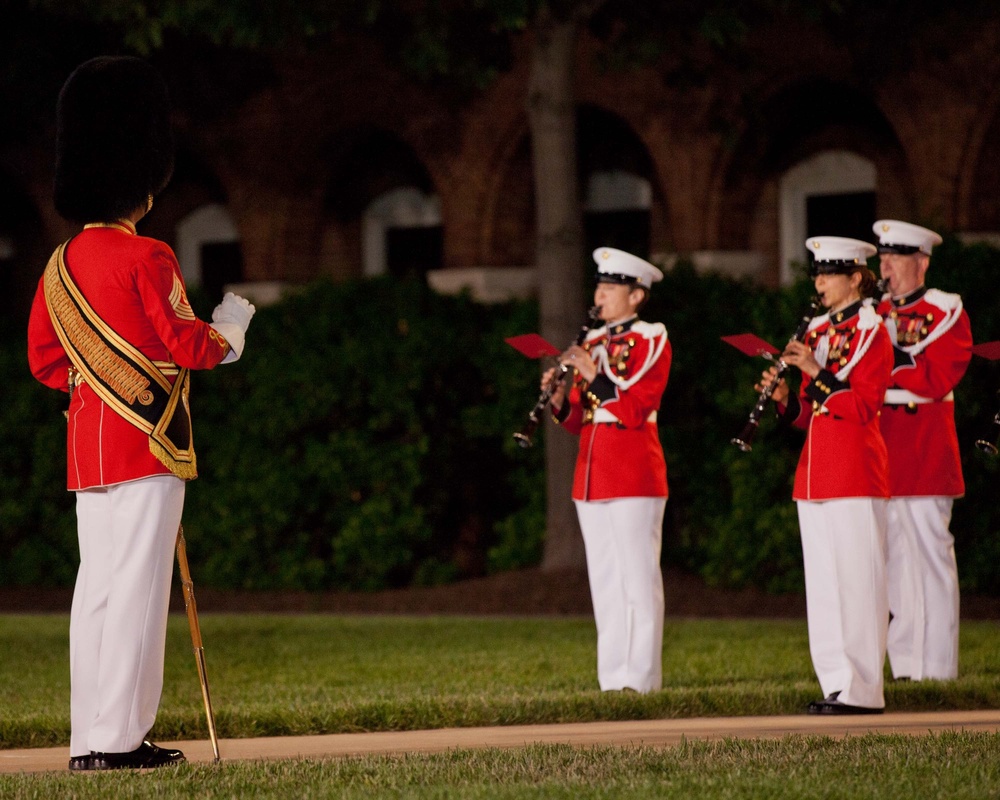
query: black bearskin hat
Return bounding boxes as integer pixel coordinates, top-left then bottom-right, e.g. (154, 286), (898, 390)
(54, 56), (175, 223)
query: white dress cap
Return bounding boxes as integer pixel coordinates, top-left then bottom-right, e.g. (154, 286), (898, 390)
(806, 236), (877, 263)
(593, 247), (663, 289)
(873, 219), (942, 255)
(805, 236), (877, 276)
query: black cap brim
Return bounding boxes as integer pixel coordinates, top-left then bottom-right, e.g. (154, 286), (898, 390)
(876, 243), (922, 255)
(808, 260), (864, 277)
(595, 272), (640, 286)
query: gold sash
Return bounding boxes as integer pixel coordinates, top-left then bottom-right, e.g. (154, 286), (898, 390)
(43, 241), (197, 480)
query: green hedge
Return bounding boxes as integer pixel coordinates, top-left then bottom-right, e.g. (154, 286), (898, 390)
(0, 278), (545, 590)
(180, 278), (548, 590)
(2, 241), (999, 593)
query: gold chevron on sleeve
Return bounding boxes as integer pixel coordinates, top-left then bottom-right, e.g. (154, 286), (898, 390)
(169, 273), (196, 321)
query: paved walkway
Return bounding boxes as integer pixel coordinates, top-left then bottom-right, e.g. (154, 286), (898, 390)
(3, 710), (999, 774)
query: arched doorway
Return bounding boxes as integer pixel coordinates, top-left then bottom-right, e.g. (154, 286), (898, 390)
(578, 105), (659, 260)
(175, 203), (242, 299)
(718, 78), (908, 285)
(362, 187), (442, 278)
(322, 128), (442, 280)
(150, 148), (243, 300)
(779, 150), (877, 284)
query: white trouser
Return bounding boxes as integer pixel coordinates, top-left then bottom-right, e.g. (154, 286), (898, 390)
(70, 475), (185, 756)
(575, 497), (666, 693)
(797, 498), (888, 709)
(885, 497), (959, 680)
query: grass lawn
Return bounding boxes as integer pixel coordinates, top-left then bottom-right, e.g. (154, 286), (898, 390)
(2, 736), (1000, 799)
(2, 615), (999, 748)
(1, 615), (999, 798)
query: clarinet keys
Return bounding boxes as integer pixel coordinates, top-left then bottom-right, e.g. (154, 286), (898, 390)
(509, 306), (602, 448)
(725, 297), (822, 452)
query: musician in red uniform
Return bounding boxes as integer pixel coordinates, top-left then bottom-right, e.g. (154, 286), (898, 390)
(761, 236), (893, 714)
(27, 57), (254, 770)
(545, 247), (669, 693)
(873, 220), (972, 682)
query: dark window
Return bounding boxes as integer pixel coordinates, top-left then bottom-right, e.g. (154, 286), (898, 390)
(385, 225), (443, 278)
(200, 241), (244, 301)
(806, 191), (877, 248)
(584, 209), (651, 259)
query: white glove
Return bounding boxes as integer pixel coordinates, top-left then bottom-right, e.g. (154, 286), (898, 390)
(212, 291), (255, 330)
(210, 292), (256, 363)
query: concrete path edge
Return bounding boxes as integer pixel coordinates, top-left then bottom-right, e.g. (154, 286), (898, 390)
(3, 711), (999, 774)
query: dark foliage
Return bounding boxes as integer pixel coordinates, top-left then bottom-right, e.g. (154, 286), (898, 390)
(176, 277), (543, 590)
(3, 243), (999, 593)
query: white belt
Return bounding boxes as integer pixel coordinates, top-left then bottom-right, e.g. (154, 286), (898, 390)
(591, 409), (657, 424)
(883, 389), (953, 405)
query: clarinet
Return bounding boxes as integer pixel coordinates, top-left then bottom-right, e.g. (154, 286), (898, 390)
(731, 297), (822, 452)
(513, 306), (602, 448)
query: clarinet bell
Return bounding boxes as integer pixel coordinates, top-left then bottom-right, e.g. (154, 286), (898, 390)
(730, 418), (758, 452)
(974, 412), (1000, 456)
(975, 436), (999, 456)
(730, 436), (753, 453)
(513, 413), (539, 448)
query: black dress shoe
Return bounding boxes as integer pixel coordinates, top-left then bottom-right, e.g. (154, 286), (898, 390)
(807, 690), (840, 713)
(90, 741), (185, 770)
(806, 692), (883, 715)
(68, 755), (92, 771)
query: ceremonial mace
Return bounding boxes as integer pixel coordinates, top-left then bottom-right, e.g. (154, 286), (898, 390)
(176, 525), (221, 763)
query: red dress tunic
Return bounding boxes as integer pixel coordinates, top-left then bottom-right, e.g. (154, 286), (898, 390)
(555, 318), (670, 501)
(27, 223), (230, 489)
(781, 301), (893, 501)
(875, 288), (972, 498)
